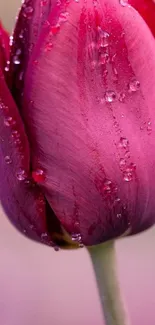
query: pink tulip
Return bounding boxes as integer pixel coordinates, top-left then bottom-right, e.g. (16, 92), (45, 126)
(0, 0), (155, 248)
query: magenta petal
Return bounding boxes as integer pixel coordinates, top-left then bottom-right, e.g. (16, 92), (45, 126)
(9, 0), (53, 107)
(0, 22), (10, 74)
(129, 0), (155, 37)
(0, 70), (53, 245)
(22, 0), (155, 246)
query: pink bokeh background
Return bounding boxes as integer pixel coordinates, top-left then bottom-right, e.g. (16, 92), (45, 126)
(0, 2), (155, 324)
(0, 205), (155, 325)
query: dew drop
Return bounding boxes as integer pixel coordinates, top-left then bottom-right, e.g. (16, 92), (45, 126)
(104, 90), (116, 103)
(117, 213), (122, 219)
(5, 156), (12, 164)
(119, 92), (125, 102)
(13, 56), (21, 65)
(11, 130), (20, 139)
(119, 137), (129, 149)
(115, 197), (121, 204)
(147, 120), (152, 135)
(99, 53), (109, 65)
(19, 31), (24, 39)
(59, 12), (69, 23)
(41, 232), (48, 239)
(4, 66), (9, 72)
(4, 116), (16, 127)
(32, 168), (46, 183)
(45, 42), (53, 52)
(98, 27), (110, 39)
(16, 168), (27, 181)
(9, 36), (13, 46)
(97, 27), (110, 49)
(71, 233), (83, 247)
(4, 60), (10, 72)
(23, 6), (34, 19)
(123, 163), (136, 182)
(54, 245), (60, 251)
(128, 78), (140, 92)
(119, 158), (126, 167)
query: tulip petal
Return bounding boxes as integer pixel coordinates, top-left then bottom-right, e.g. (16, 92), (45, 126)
(0, 69), (58, 246)
(0, 22), (10, 74)
(129, 0), (155, 37)
(9, 0), (53, 107)
(21, 0), (155, 246)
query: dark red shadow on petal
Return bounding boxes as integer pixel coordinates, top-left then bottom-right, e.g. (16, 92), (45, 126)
(129, 0), (155, 37)
(0, 69), (65, 247)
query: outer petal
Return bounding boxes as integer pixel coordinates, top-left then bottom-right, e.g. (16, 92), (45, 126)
(128, 0), (155, 37)
(0, 22), (10, 74)
(21, 0), (155, 246)
(0, 68), (56, 246)
(9, 0), (55, 108)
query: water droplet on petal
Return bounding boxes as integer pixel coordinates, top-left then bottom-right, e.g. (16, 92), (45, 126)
(119, 158), (126, 168)
(4, 116), (16, 127)
(5, 156), (12, 164)
(119, 137), (129, 149)
(117, 213), (122, 219)
(11, 130), (20, 139)
(9, 36), (13, 46)
(4, 60), (10, 72)
(23, 6), (34, 19)
(119, 92), (126, 102)
(59, 12), (69, 23)
(128, 78), (140, 92)
(147, 120), (152, 135)
(71, 233), (83, 247)
(32, 169), (46, 183)
(123, 163), (136, 182)
(13, 56), (21, 65)
(16, 169), (27, 181)
(45, 42), (53, 52)
(99, 53), (109, 65)
(41, 232), (48, 239)
(54, 245), (60, 251)
(104, 90), (116, 103)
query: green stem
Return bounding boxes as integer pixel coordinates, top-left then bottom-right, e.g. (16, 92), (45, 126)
(88, 240), (130, 325)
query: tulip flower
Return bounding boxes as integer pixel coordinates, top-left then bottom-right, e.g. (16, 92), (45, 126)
(0, 1), (155, 324)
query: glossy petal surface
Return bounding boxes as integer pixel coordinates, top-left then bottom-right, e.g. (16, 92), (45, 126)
(16, 0), (155, 246)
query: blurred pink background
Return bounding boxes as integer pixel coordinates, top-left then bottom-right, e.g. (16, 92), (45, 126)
(0, 1), (155, 324)
(0, 205), (155, 325)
